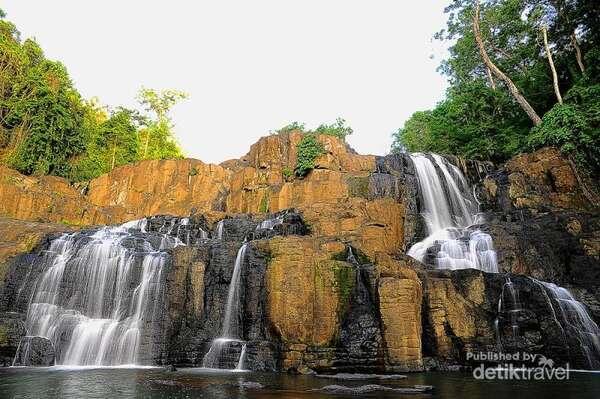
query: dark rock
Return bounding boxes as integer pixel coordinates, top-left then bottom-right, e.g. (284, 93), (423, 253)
(315, 373), (407, 380)
(12, 336), (55, 366)
(315, 384), (434, 395)
(239, 381), (264, 389)
(0, 312), (26, 366)
(371, 153), (421, 250)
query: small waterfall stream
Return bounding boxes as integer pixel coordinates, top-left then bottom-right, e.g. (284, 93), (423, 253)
(538, 281), (600, 368)
(494, 277), (523, 349)
(407, 153), (498, 272)
(202, 243), (249, 370)
(13, 220), (178, 366)
(255, 215), (284, 231)
(215, 220), (225, 240)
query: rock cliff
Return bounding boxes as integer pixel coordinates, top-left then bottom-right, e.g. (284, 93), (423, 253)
(0, 132), (598, 371)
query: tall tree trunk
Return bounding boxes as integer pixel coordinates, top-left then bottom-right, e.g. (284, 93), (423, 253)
(571, 32), (585, 74)
(111, 145), (116, 170)
(486, 66), (496, 89)
(473, 0), (542, 126)
(143, 130), (150, 158)
(542, 26), (563, 104)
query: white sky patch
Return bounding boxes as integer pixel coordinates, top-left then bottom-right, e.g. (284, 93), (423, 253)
(3, 0), (450, 163)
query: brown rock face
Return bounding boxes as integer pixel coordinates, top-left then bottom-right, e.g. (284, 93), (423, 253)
(262, 236), (353, 370)
(0, 165), (110, 225)
(225, 134), (404, 260)
(262, 236), (425, 372)
(424, 274), (487, 358)
(419, 269), (497, 366)
(3, 129), (597, 372)
(375, 255), (423, 371)
(88, 159), (231, 219)
(378, 277), (422, 370)
(502, 147), (591, 211)
(167, 246), (206, 324)
(0, 218), (74, 283)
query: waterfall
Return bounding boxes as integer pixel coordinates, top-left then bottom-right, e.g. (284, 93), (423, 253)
(538, 281), (600, 368)
(150, 216), (208, 247)
(256, 216), (283, 230)
(495, 277), (522, 349)
(494, 277), (600, 368)
(216, 220), (225, 240)
(221, 243), (247, 338)
(235, 343), (247, 371)
(407, 153), (498, 272)
(202, 243), (248, 370)
(14, 220), (175, 366)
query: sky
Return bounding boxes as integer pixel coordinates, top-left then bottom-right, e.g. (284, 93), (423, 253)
(3, 0), (450, 163)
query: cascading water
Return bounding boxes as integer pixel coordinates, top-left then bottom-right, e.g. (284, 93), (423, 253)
(13, 219), (178, 366)
(202, 243), (248, 370)
(255, 216), (283, 231)
(495, 277), (522, 349)
(538, 281), (600, 368)
(407, 153), (498, 272)
(215, 220), (225, 240)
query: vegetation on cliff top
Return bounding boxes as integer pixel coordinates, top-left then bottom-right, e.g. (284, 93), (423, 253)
(0, 10), (186, 182)
(276, 117), (354, 141)
(392, 0), (599, 176)
(274, 118), (353, 178)
(295, 134), (325, 178)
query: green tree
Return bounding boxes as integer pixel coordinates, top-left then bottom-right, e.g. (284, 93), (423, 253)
(136, 88), (187, 159)
(1, 12), (192, 181)
(276, 121), (306, 134)
(394, 0), (600, 167)
(2, 48), (87, 175)
(295, 134), (324, 177)
(528, 83), (600, 174)
(314, 117), (353, 140)
(393, 81), (530, 161)
(70, 104), (142, 181)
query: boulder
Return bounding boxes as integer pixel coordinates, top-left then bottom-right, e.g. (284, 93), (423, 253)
(12, 336), (55, 366)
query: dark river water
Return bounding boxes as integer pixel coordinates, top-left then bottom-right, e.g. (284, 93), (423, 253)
(1, 367), (599, 399)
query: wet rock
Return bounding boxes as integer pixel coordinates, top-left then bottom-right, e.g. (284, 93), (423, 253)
(0, 312), (26, 366)
(12, 336), (55, 366)
(315, 373), (407, 380)
(239, 381), (264, 389)
(315, 384), (434, 395)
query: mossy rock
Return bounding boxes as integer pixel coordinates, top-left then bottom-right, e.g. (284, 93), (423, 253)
(347, 176), (370, 199)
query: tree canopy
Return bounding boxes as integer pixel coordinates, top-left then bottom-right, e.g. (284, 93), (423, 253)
(392, 0), (599, 175)
(0, 11), (187, 181)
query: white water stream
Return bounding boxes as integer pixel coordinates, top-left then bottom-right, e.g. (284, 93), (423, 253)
(407, 153), (498, 272)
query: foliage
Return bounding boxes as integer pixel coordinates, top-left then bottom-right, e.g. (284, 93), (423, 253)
(70, 107), (141, 181)
(1, 37), (87, 176)
(282, 166), (293, 182)
(275, 118), (353, 140)
(528, 84), (600, 174)
(259, 193), (270, 213)
(0, 12), (187, 181)
(137, 88), (187, 160)
(137, 88), (187, 120)
(295, 133), (324, 177)
(314, 117), (353, 140)
(276, 121), (306, 134)
(393, 0), (600, 168)
(393, 81), (530, 161)
(138, 120), (183, 160)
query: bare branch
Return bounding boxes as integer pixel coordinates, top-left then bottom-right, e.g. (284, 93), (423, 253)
(473, 0), (542, 126)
